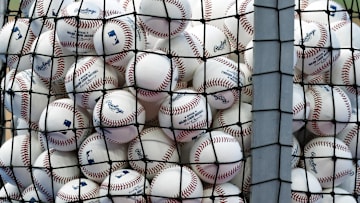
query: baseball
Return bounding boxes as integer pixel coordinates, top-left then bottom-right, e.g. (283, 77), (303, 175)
(192, 56), (244, 109)
(30, 30), (75, 82)
(21, 184), (53, 202)
(56, 1), (103, 53)
(32, 149), (81, 200)
(223, 0), (254, 51)
(331, 20), (360, 49)
(304, 137), (353, 188)
(158, 88), (212, 142)
(56, 178), (100, 203)
(212, 102), (252, 156)
(38, 98), (93, 151)
(99, 168), (150, 203)
(292, 135), (301, 168)
(202, 183), (245, 203)
(93, 15), (147, 71)
(78, 132), (129, 183)
(339, 163), (360, 195)
(230, 156), (252, 198)
(186, 24), (231, 57)
(292, 83), (310, 133)
(190, 0), (235, 30)
(301, 0), (350, 25)
(330, 49), (360, 98)
(305, 85), (352, 136)
(128, 127), (180, 179)
(154, 31), (204, 82)
(0, 134), (43, 190)
(64, 56), (120, 109)
(1, 69), (17, 112)
(150, 165), (203, 203)
(83, 0), (125, 17)
(294, 19), (340, 75)
(0, 183), (22, 202)
(291, 167), (323, 203)
(240, 62), (253, 104)
(322, 187), (357, 203)
(28, 0), (74, 36)
(0, 18), (35, 71)
(93, 90), (146, 144)
(125, 50), (179, 102)
(189, 131), (243, 184)
(3, 69), (56, 123)
(20, 0), (36, 17)
(138, 0), (192, 38)
(337, 110), (360, 159)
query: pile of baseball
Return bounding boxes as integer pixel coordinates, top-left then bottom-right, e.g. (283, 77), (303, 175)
(0, 0), (254, 202)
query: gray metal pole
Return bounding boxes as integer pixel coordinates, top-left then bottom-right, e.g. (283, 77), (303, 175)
(250, 1), (294, 202)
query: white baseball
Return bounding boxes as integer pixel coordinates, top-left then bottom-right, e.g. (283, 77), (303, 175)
(339, 163), (360, 195)
(189, 131), (243, 184)
(83, 0), (125, 17)
(56, 1), (103, 53)
(293, 84), (310, 133)
(20, 0), (36, 17)
(14, 117), (40, 137)
(223, 0), (254, 51)
(304, 137), (353, 188)
(56, 178), (100, 203)
(292, 135), (301, 168)
(0, 18), (35, 71)
(1, 69), (17, 112)
(240, 62), (253, 104)
(212, 102), (252, 156)
(30, 30), (75, 82)
(230, 156), (251, 198)
(190, 0), (235, 30)
(21, 184), (53, 202)
(154, 31), (204, 82)
(294, 20), (340, 75)
(158, 88), (212, 142)
(125, 50), (179, 102)
(186, 24), (231, 57)
(99, 168), (150, 203)
(291, 168), (323, 203)
(192, 56), (244, 109)
(331, 20), (360, 49)
(64, 56), (120, 109)
(3, 69), (56, 123)
(331, 50), (360, 99)
(32, 149), (81, 200)
(38, 98), (92, 151)
(306, 85), (351, 136)
(138, 0), (192, 38)
(0, 134), (43, 190)
(78, 132), (129, 183)
(28, 0), (74, 36)
(128, 127), (180, 179)
(0, 183), (22, 203)
(322, 187), (357, 203)
(93, 15), (147, 71)
(301, 0), (350, 25)
(93, 90), (146, 144)
(150, 165), (203, 203)
(202, 183), (245, 203)
(337, 111), (360, 159)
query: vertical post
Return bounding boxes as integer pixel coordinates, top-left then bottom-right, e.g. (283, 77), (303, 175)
(250, 0), (294, 202)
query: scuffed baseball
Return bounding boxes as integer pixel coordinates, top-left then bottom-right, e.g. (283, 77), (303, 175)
(150, 165), (203, 203)
(0, 183), (22, 203)
(158, 88), (212, 142)
(202, 183), (245, 203)
(93, 90), (146, 144)
(22, 184), (53, 202)
(291, 167), (323, 203)
(331, 20), (360, 49)
(78, 133), (129, 183)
